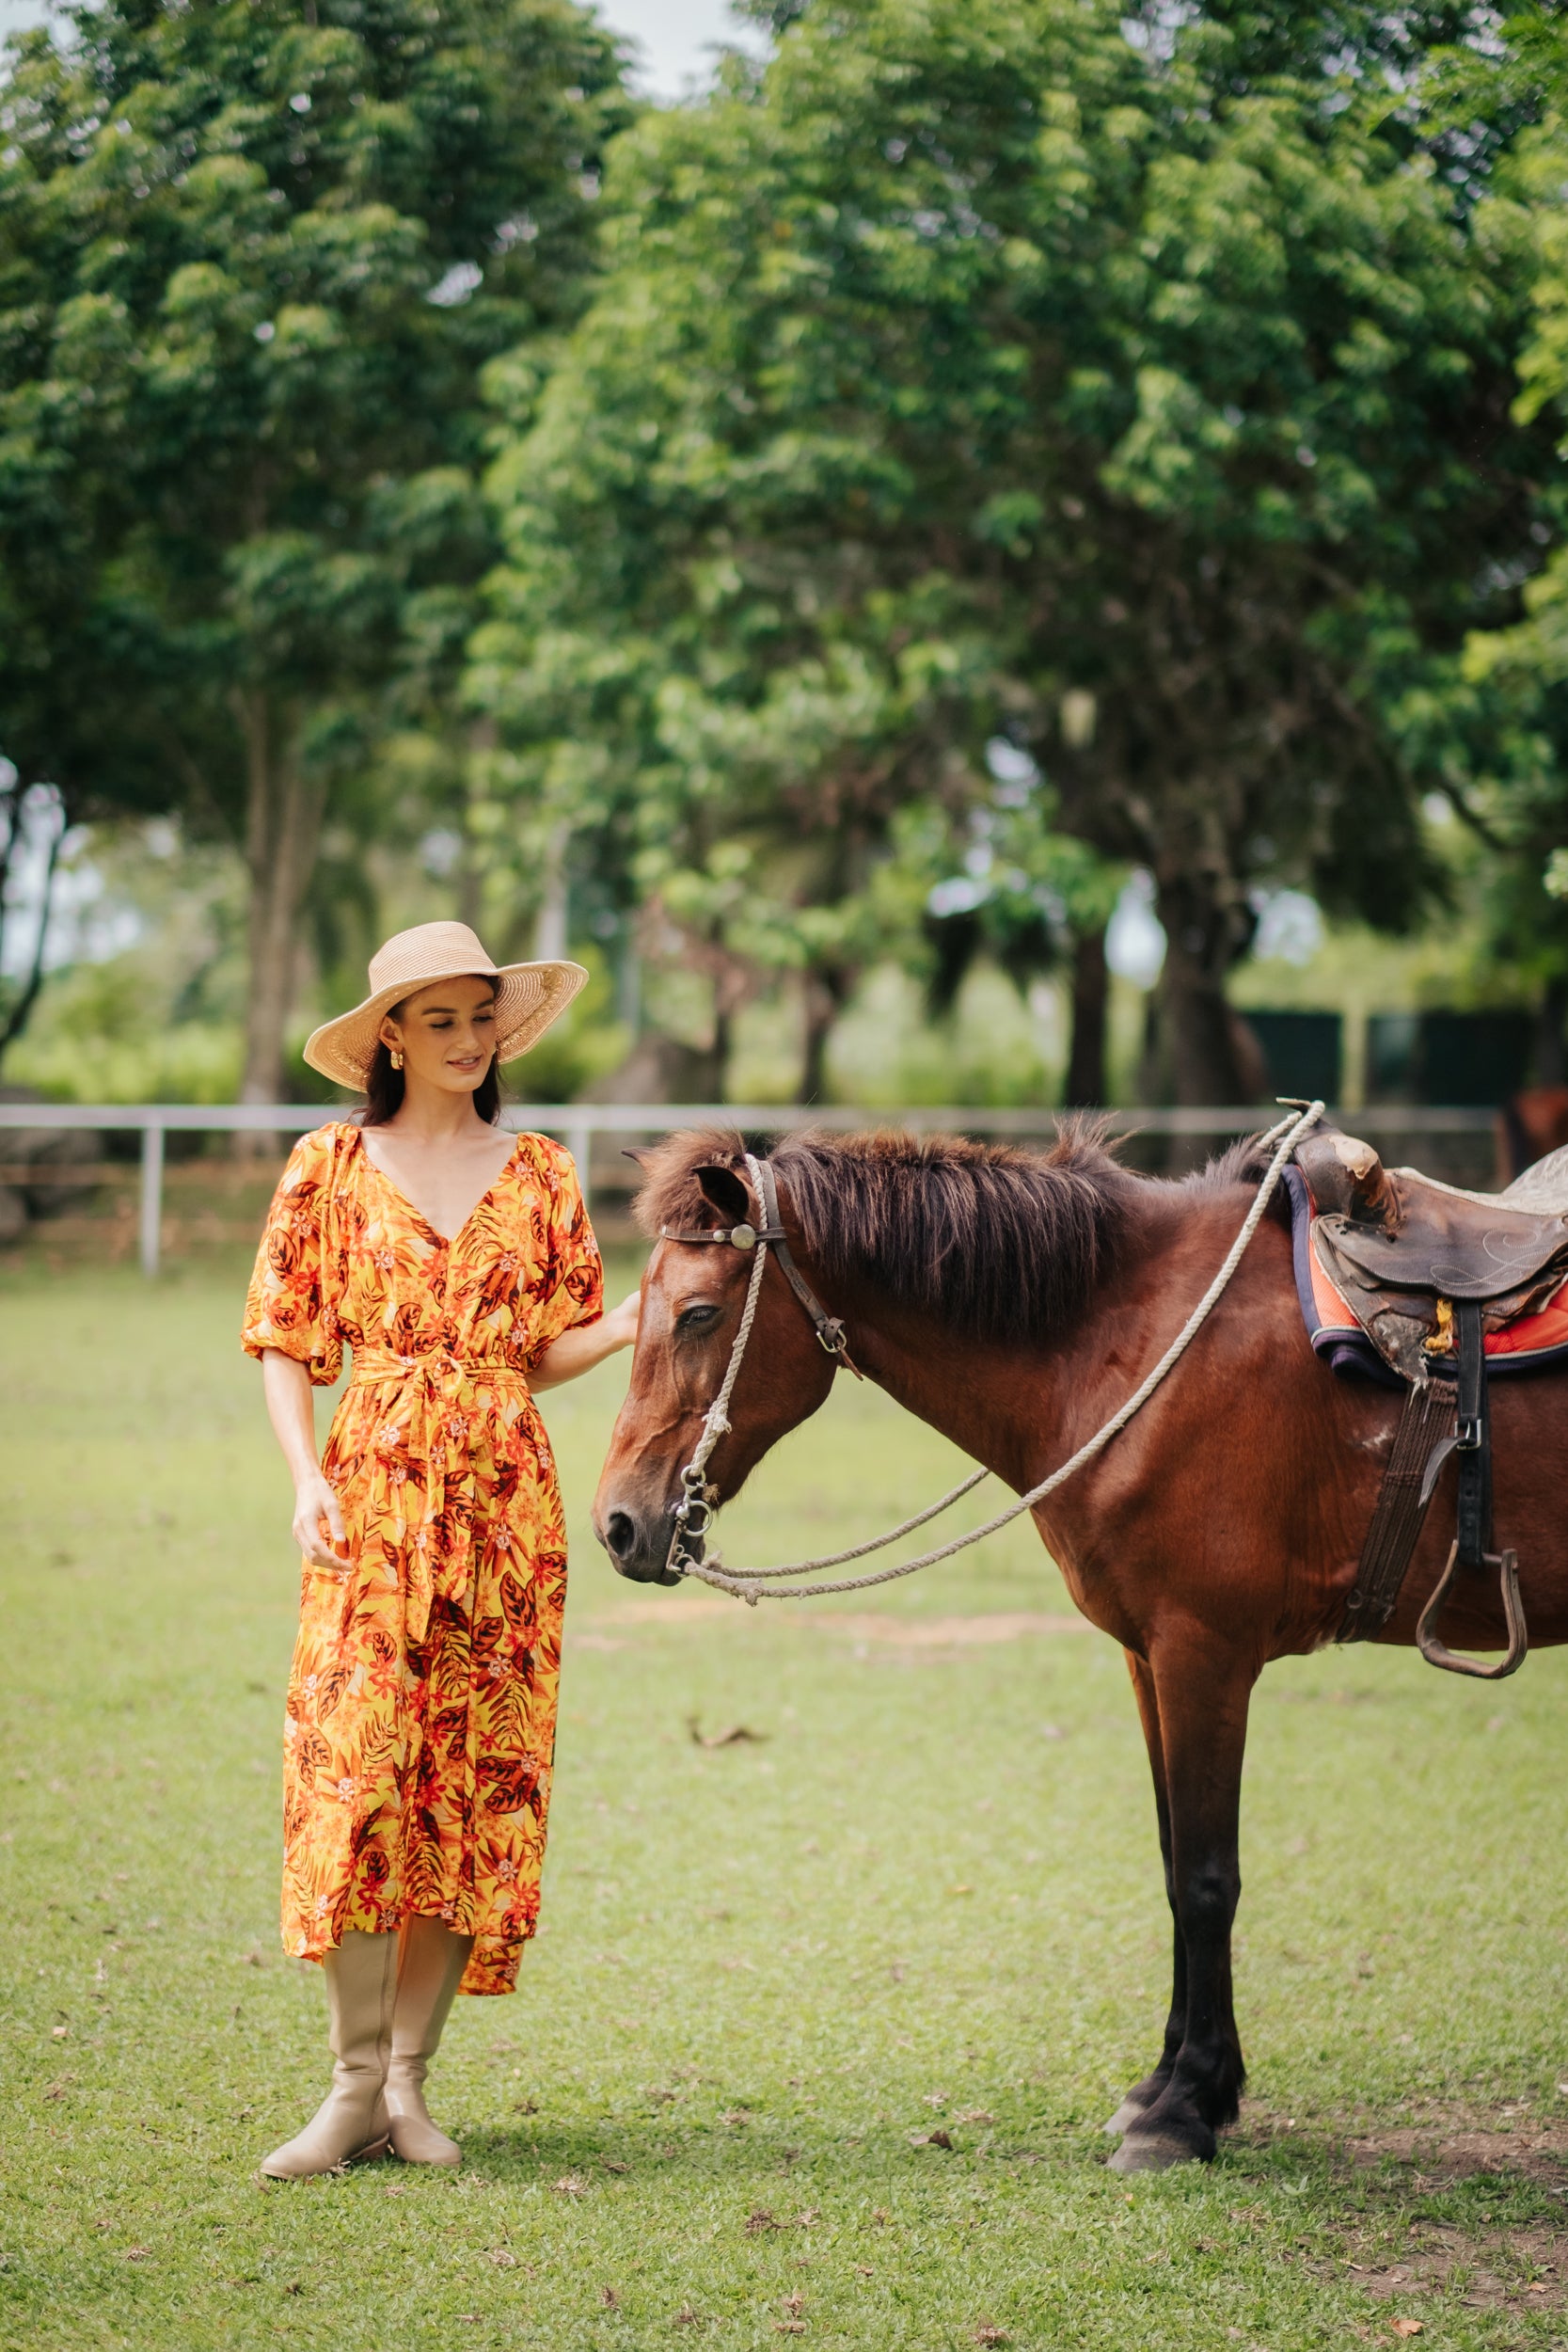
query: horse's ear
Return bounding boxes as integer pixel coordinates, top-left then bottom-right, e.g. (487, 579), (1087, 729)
(694, 1163), (752, 1225)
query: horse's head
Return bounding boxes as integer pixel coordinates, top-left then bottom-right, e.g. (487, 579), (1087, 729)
(592, 1139), (840, 1584)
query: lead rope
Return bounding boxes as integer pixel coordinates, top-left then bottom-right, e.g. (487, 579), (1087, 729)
(675, 1101), (1324, 1605)
(665, 1209), (772, 1568)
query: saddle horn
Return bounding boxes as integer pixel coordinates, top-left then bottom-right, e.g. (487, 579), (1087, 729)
(1295, 1129), (1400, 1229)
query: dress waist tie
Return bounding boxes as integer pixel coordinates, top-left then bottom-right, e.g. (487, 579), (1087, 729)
(347, 1348), (532, 1645)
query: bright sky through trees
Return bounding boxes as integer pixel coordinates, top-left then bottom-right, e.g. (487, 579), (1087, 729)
(0, 0), (762, 98)
(597, 0), (766, 95)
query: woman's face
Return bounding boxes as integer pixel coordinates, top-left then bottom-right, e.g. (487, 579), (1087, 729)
(380, 976), (499, 1097)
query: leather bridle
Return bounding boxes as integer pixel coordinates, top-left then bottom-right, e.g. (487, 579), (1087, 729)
(657, 1152), (859, 1579)
(658, 1155), (859, 1372)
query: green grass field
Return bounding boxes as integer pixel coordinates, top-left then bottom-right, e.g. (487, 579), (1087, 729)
(2, 1250), (1567, 2349)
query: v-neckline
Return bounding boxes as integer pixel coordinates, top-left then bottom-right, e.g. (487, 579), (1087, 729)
(354, 1125), (524, 1247)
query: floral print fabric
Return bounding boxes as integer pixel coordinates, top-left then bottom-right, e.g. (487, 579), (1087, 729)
(242, 1122), (602, 1995)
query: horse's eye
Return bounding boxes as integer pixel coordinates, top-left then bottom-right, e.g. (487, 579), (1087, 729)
(676, 1302), (721, 1332)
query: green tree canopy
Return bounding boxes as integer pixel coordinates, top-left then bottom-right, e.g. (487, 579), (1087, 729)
(479, 0), (1561, 1102)
(0, 0), (626, 1093)
(1456, 23), (1568, 1070)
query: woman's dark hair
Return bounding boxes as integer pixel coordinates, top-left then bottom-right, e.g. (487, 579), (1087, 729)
(357, 990), (503, 1126)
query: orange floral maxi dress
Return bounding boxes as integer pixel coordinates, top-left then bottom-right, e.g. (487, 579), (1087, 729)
(242, 1122), (603, 1996)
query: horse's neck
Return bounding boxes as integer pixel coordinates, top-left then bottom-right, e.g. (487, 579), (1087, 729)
(856, 1329), (1054, 1490)
(835, 1184), (1205, 1493)
(831, 1284), (1079, 1491)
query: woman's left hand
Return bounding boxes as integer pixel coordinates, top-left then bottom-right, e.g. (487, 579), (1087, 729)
(601, 1288), (641, 1351)
(530, 1288), (641, 1391)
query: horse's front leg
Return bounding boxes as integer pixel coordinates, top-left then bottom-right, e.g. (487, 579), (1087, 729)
(1108, 1627), (1257, 2174)
(1103, 1649), (1186, 2136)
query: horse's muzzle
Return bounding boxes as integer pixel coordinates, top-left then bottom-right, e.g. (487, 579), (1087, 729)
(594, 1501), (687, 1587)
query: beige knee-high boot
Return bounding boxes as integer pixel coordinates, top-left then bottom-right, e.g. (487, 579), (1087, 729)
(260, 1930), (397, 2180)
(384, 1915), (475, 2166)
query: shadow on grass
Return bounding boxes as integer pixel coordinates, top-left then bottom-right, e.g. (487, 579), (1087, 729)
(451, 2110), (1102, 2188)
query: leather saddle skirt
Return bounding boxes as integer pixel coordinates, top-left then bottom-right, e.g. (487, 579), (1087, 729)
(1289, 1129), (1568, 1383)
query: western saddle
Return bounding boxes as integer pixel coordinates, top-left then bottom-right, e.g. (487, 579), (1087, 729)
(1292, 1126), (1568, 1681)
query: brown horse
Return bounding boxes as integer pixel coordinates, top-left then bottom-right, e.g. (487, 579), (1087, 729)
(592, 1124), (1568, 2173)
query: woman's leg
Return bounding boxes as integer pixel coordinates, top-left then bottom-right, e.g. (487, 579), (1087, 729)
(260, 1929), (398, 2180)
(384, 1914), (476, 2166)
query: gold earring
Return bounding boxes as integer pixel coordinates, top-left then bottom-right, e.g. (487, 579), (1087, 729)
(389, 1047), (404, 1071)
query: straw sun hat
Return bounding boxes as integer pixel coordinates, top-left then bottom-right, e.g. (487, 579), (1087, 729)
(303, 922), (588, 1091)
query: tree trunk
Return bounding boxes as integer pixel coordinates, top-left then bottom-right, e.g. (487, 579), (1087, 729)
(240, 692), (326, 1114)
(457, 722), (498, 931)
(1153, 871), (1254, 1107)
(0, 783), (66, 1064)
(1135, 988), (1167, 1107)
(533, 821), (570, 961)
(1063, 923), (1108, 1107)
(1536, 975), (1568, 1088)
(800, 965), (850, 1104)
(615, 935), (641, 1035)
(709, 1002), (732, 1102)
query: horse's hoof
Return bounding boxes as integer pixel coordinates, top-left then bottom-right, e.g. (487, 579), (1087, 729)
(1101, 2097), (1148, 2137)
(1106, 2129), (1200, 2173)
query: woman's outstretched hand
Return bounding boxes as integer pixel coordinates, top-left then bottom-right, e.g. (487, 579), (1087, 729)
(530, 1289), (641, 1390)
(292, 1470), (350, 1570)
(600, 1288), (641, 1351)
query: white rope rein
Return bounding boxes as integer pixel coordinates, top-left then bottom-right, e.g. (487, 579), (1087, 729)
(682, 1220), (770, 1486)
(726, 1466), (992, 1573)
(676, 1102), (1323, 1606)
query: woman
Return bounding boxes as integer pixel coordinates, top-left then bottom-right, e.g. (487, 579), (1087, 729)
(242, 921), (638, 2179)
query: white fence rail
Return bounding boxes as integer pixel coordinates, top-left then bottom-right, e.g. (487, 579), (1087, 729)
(0, 1098), (1498, 1279)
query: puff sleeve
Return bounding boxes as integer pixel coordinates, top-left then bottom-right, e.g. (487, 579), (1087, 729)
(241, 1127), (344, 1386)
(521, 1135), (604, 1369)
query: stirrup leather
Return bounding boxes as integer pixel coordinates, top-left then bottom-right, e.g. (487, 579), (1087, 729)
(1337, 1297), (1529, 1677)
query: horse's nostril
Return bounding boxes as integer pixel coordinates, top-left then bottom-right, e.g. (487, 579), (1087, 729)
(604, 1511), (637, 1562)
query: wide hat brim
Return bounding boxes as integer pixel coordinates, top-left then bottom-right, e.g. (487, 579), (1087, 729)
(304, 958), (589, 1090)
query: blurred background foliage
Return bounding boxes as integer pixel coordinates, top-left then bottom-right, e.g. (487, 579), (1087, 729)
(6, 0), (1568, 1110)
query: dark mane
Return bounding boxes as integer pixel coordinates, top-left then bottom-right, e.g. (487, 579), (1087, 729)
(1186, 1132), (1279, 1189)
(634, 1121), (1144, 1347)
